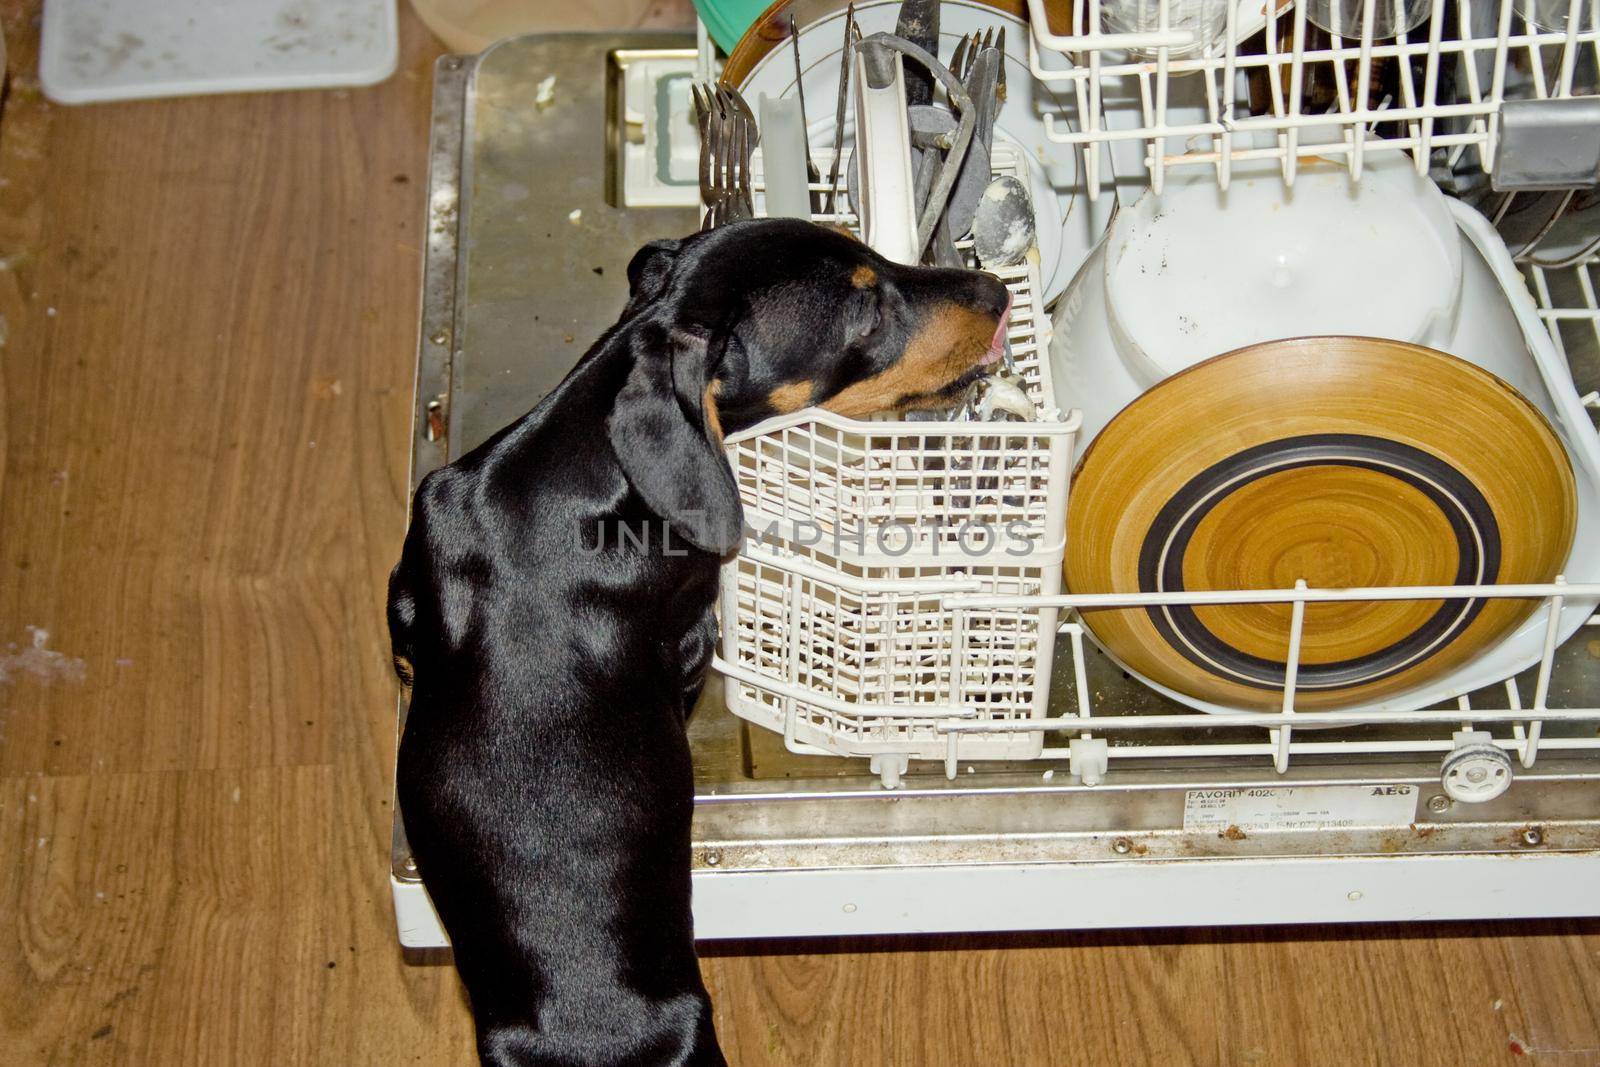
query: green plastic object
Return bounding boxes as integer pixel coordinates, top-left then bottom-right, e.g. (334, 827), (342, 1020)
(693, 0), (773, 53)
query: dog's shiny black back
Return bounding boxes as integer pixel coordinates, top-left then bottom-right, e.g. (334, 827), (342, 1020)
(389, 220), (1009, 1066)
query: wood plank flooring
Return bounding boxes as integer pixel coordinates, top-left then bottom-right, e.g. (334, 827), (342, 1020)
(0, 3), (1596, 1063)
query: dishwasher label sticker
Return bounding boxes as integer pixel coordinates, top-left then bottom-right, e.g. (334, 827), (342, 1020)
(1182, 785), (1419, 833)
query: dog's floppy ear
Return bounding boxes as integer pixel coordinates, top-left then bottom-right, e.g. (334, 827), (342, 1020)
(623, 238), (682, 315)
(606, 323), (743, 555)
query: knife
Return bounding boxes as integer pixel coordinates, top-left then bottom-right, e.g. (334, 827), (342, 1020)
(894, 0), (940, 109)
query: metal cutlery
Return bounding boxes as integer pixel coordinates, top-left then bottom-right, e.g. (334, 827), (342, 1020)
(895, 0), (939, 108)
(972, 174), (1036, 270)
(946, 34), (1001, 237)
(948, 33), (970, 84)
(855, 33), (974, 260)
(788, 14), (825, 216)
(895, 0), (941, 232)
(692, 83), (759, 229)
(823, 3), (856, 217)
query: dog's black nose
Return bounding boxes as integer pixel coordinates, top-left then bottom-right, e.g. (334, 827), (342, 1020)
(970, 271), (1010, 317)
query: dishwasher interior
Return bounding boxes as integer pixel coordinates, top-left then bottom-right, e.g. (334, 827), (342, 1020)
(392, 14), (1600, 946)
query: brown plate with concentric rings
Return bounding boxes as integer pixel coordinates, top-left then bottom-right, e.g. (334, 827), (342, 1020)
(1064, 337), (1578, 712)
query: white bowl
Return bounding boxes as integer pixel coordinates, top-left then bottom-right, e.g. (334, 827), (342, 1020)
(1102, 156), (1463, 388)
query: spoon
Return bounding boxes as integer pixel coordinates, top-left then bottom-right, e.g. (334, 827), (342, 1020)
(971, 175), (1035, 269)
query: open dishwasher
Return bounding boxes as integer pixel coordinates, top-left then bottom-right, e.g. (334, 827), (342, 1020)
(393, 1), (1600, 946)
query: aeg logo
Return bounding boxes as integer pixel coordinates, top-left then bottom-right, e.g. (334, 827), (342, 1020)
(1370, 785), (1414, 796)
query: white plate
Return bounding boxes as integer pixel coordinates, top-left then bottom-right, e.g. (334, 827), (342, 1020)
(1103, 154), (1463, 386)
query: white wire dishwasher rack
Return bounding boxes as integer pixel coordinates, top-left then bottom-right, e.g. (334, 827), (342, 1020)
(709, 9), (1600, 795)
(1022, 0), (1600, 194)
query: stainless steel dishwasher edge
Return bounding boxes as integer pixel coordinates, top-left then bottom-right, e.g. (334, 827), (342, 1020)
(391, 35), (1600, 949)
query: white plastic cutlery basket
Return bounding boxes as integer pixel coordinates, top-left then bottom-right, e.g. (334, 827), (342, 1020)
(712, 144), (1081, 785)
(713, 292), (1080, 783)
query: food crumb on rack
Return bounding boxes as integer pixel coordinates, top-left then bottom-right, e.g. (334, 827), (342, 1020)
(567, 209), (582, 226)
(534, 75), (557, 112)
(1041, 769), (1054, 781)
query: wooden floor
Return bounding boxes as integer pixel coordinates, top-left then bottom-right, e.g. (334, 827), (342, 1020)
(0, 3), (1597, 1064)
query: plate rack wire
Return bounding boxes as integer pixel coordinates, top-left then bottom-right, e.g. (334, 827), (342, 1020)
(1022, 0), (1600, 194)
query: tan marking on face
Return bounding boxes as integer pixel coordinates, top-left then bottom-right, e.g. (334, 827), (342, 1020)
(820, 303), (999, 419)
(766, 380), (816, 413)
(702, 379), (724, 443)
(851, 264), (877, 288)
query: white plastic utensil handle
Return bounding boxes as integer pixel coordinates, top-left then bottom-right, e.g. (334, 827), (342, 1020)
(758, 94), (814, 220)
(853, 46), (918, 264)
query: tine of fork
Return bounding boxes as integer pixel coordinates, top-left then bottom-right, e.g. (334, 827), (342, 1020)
(949, 34), (969, 83)
(708, 112), (726, 221)
(995, 27), (1008, 102)
(742, 120), (756, 215)
(724, 118), (738, 220)
(725, 85), (759, 143)
(695, 86), (713, 218)
(691, 83), (707, 128)
(733, 119), (750, 218)
(718, 110), (733, 190)
(716, 114), (730, 196)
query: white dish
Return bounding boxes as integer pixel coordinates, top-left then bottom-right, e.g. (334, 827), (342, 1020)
(1050, 175), (1600, 715)
(1102, 155), (1463, 386)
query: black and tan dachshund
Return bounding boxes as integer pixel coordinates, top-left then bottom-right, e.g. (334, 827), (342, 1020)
(388, 219), (1011, 1066)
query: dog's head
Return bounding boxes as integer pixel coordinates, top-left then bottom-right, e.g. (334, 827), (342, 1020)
(606, 219), (1012, 556)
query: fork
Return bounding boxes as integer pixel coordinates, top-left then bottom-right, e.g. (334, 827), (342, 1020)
(950, 28), (995, 83)
(716, 85), (758, 222)
(693, 83), (759, 229)
(694, 85), (738, 228)
(692, 84), (717, 227)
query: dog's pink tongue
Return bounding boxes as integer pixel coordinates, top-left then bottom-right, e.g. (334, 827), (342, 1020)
(980, 293), (1013, 366)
